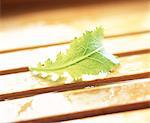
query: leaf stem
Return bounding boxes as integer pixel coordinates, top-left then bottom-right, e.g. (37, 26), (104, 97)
(31, 46), (103, 71)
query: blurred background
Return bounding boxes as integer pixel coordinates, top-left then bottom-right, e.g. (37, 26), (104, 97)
(3, 0), (149, 16)
(0, 1), (150, 122)
(0, 0), (150, 52)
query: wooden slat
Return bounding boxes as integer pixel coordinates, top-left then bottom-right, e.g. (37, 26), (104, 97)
(0, 72), (149, 101)
(0, 33), (149, 71)
(0, 1), (149, 122)
(1, 1), (150, 51)
(0, 53), (149, 98)
(0, 31), (149, 54)
(2, 1), (150, 31)
(63, 108), (150, 123)
(17, 101), (150, 123)
(0, 78), (149, 122)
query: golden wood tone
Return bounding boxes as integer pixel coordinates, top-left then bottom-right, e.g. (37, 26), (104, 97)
(0, 79), (149, 122)
(17, 101), (150, 123)
(64, 109), (150, 123)
(0, 53), (149, 99)
(0, 33), (149, 71)
(0, 1), (150, 122)
(1, 1), (150, 51)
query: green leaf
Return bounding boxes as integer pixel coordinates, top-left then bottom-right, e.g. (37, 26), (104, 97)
(30, 27), (119, 81)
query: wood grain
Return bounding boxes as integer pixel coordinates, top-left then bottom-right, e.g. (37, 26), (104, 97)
(0, 1), (150, 122)
(0, 33), (149, 72)
(0, 49), (149, 76)
(0, 72), (149, 101)
(63, 108), (150, 123)
(0, 53), (149, 100)
(0, 31), (149, 54)
(0, 78), (149, 122)
(17, 101), (150, 123)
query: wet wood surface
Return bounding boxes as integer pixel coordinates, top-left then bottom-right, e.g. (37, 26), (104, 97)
(0, 0), (150, 122)
(0, 33), (149, 71)
(64, 108), (150, 123)
(0, 79), (149, 122)
(0, 53), (149, 99)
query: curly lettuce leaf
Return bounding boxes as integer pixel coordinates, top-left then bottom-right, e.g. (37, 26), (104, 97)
(30, 27), (119, 81)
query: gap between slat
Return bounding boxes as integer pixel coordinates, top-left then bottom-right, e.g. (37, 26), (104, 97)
(63, 108), (150, 123)
(0, 71), (149, 101)
(16, 100), (150, 123)
(0, 30), (149, 54)
(0, 49), (149, 76)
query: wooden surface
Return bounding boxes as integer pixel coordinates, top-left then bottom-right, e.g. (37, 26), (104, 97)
(0, 53), (149, 98)
(0, 1), (150, 122)
(1, 1), (150, 51)
(64, 109), (150, 123)
(0, 33), (149, 70)
(0, 79), (149, 122)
